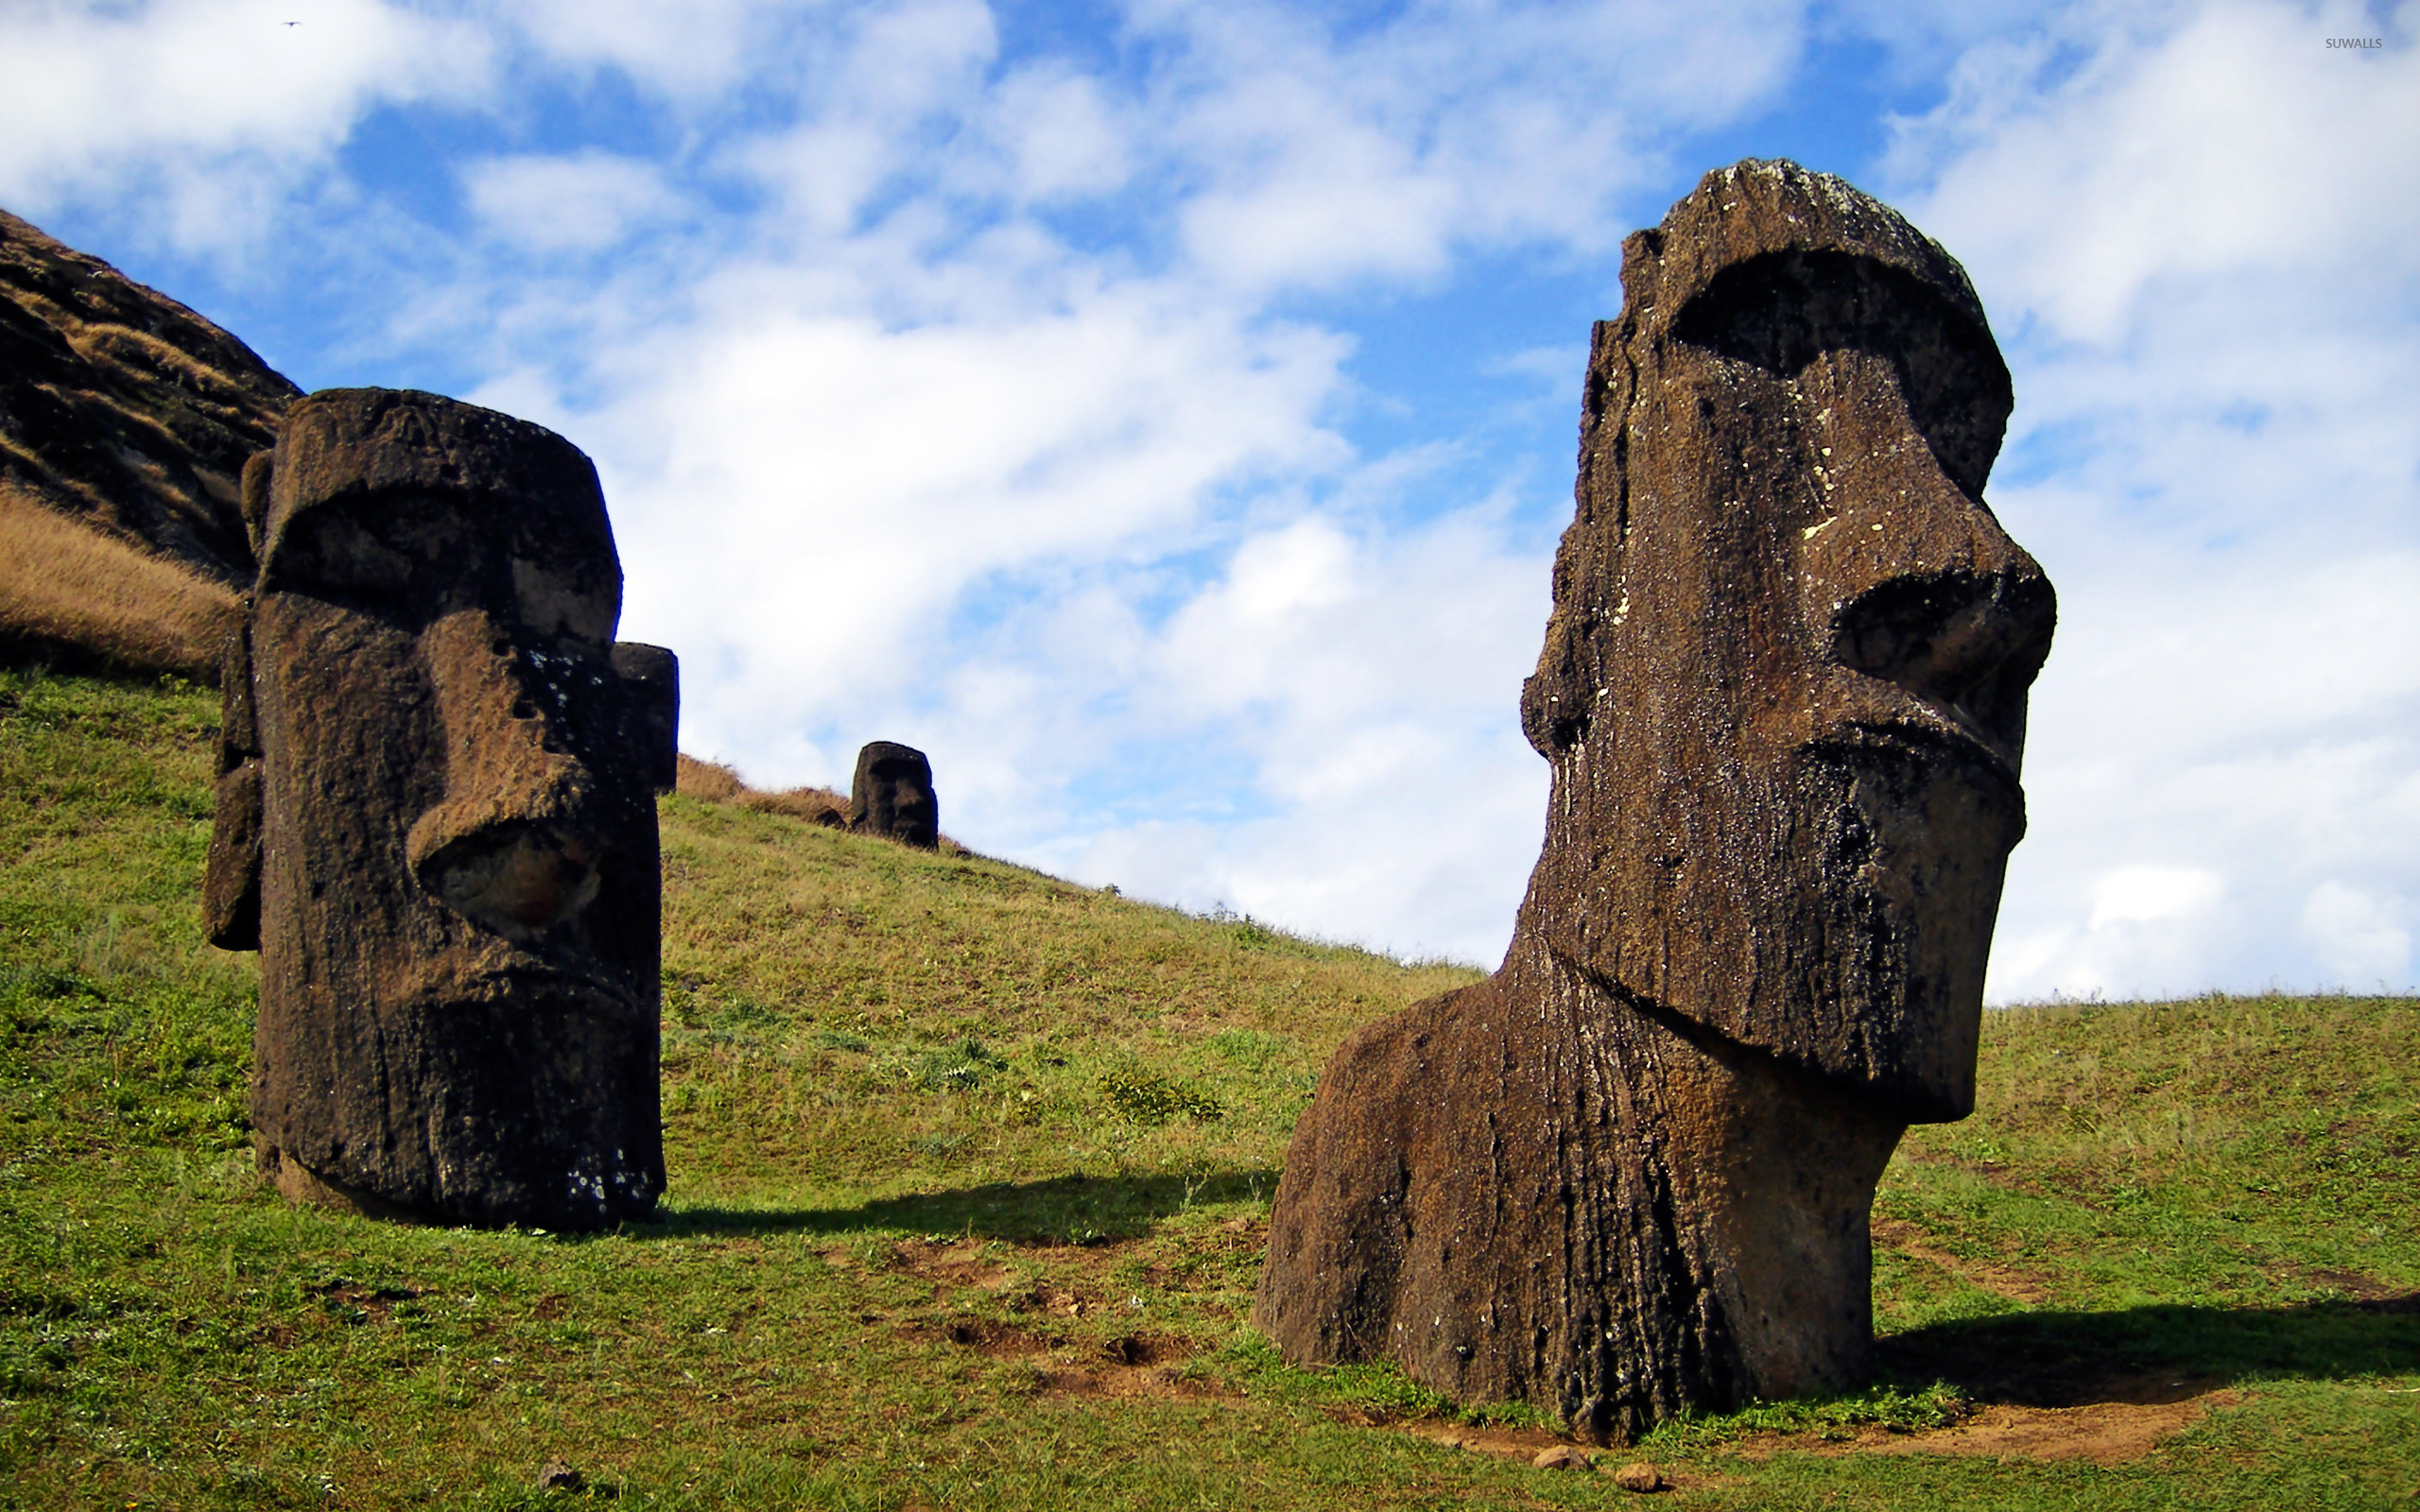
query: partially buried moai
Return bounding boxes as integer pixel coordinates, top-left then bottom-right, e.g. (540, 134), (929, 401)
(849, 740), (939, 849)
(1253, 161), (2056, 1440)
(203, 388), (679, 1229)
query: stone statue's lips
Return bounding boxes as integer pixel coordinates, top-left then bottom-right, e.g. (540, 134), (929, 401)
(395, 962), (649, 1024)
(1806, 709), (2022, 807)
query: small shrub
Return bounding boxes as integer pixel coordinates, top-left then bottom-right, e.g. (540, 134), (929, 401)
(1206, 1027), (1289, 1069)
(1100, 1071), (1225, 1125)
(1637, 1380), (1970, 1451)
(1449, 1399), (1556, 1431)
(914, 1132), (971, 1160)
(709, 994), (779, 1031)
(912, 1038), (1007, 1091)
(0, 966), (105, 1005)
(1217, 1333), (1446, 1420)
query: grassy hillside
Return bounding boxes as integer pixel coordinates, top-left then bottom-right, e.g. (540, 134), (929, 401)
(1, 665), (2413, 1510)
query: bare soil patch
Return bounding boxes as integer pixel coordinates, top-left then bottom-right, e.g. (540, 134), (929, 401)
(882, 1229), (2302, 1469)
(303, 1278), (423, 1324)
(889, 1237), (1018, 1292)
(1892, 1146), (2048, 1198)
(890, 1235), (1230, 1400)
(1037, 1332), (1211, 1400)
(1401, 1422), (1565, 1458)
(1389, 1375), (2240, 1470)
(2298, 1269), (2420, 1310)
(1858, 1325), (2248, 1465)
(911, 1313), (1214, 1400)
(915, 1315), (1058, 1357)
(1818, 1389), (2241, 1464)
(1872, 1216), (2053, 1305)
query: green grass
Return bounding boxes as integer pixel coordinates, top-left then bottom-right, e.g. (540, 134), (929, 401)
(2, 663), (2415, 1509)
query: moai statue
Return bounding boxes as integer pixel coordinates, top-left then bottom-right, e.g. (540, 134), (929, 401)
(849, 740), (939, 849)
(203, 388), (679, 1229)
(1253, 162), (2056, 1441)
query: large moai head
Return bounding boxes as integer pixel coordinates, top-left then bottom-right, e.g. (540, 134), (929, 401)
(203, 388), (678, 1228)
(1515, 161), (2054, 1122)
(849, 740), (939, 850)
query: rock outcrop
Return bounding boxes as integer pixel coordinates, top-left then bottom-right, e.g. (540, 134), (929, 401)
(1253, 161), (2056, 1441)
(208, 387), (674, 1229)
(0, 208), (300, 676)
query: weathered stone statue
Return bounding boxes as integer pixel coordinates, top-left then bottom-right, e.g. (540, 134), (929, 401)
(1253, 161), (2056, 1441)
(203, 388), (678, 1229)
(849, 740), (939, 849)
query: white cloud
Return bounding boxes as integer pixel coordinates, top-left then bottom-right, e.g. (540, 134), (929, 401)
(1001, 501), (1552, 962)
(1985, 545), (2420, 1001)
(30, 0), (2412, 1001)
(462, 152), (683, 252)
(2299, 881), (2414, 986)
(1895, 0), (2420, 343)
(2088, 868), (2225, 929)
(1877, 2), (2420, 1001)
(495, 0), (788, 99)
(0, 0), (490, 252)
(1138, 0), (1806, 292)
(586, 274), (1356, 770)
(983, 67), (1133, 203)
(726, 0), (1001, 233)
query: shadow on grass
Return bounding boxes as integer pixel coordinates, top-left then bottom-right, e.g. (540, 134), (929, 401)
(621, 1168), (1279, 1246)
(1880, 1293), (2420, 1406)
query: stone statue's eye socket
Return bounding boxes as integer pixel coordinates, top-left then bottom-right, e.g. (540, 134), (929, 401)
(1669, 250), (2011, 498)
(505, 507), (620, 645)
(268, 503), (431, 598)
(510, 557), (618, 645)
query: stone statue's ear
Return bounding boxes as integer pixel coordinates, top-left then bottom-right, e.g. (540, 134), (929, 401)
(216, 610), (256, 766)
(1520, 608), (1592, 757)
(610, 642), (680, 794)
(239, 450), (274, 566)
(204, 615), (263, 951)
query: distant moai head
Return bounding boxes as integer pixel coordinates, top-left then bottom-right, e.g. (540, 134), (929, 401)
(203, 387), (678, 1228)
(1514, 161), (2054, 1122)
(849, 741), (938, 849)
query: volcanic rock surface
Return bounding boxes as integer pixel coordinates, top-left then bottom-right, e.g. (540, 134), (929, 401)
(0, 208), (300, 675)
(1253, 160), (2056, 1441)
(211, 387), (672, 1229)
(851, 740), (941, 850)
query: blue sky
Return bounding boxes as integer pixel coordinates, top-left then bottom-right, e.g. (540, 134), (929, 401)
(5, 0), (2413, 997)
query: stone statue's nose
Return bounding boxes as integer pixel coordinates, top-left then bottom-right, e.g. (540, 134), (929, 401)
(1795, 349), (2056, 766)
(405, 611), (605, 939)
(1829, 559), (2054, 761)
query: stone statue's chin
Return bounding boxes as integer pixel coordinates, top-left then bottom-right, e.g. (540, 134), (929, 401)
(359, 970), (652, 1054)
(1789, 738), (2019, 1121)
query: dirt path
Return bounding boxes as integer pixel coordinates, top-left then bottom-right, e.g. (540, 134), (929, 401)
(881, 1229), (2307, 1471)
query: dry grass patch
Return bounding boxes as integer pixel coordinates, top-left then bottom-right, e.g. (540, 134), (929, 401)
(0, 486), (235, 678)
